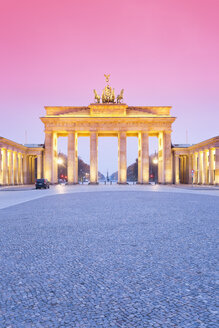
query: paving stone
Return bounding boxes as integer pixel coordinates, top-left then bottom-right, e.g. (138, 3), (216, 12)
(0, 191), (218, 327)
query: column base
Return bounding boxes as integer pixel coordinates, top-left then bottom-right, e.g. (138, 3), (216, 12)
(88, 182), (99, 185)
(117, 182), (128, 185)
(136, 182), (150, 185)
(67, 182), (79, 185)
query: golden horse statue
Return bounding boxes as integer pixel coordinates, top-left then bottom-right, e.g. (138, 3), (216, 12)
(117, 89), (124, 103)
(93, 89), (100, 103)
(110, 88), (115, 103)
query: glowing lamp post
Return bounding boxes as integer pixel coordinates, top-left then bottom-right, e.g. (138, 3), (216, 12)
(57, 158), (64, 165)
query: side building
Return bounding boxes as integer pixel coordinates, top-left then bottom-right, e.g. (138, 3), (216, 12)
(172, 136), (219, 185)
(0, 137), (44, 185)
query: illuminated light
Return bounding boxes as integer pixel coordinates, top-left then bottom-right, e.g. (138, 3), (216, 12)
(57, 158), (63, 165)
(153, 158), (158, 164)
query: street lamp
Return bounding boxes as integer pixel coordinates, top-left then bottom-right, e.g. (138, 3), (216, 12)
(57, 158), (64, 165)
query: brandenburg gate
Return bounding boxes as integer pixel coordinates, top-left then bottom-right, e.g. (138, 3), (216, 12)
(41, 76), (176, 184)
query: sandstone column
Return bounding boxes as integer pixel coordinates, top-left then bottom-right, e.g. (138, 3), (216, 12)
(44, 132), (52, 182)
(198, 151), (203, 184)
(19, 153), (23, 184)
(188, 154), (193, 184)
(215, 147), (219, 185)
(28, 156), (32, 183)
(8, 150), (14, 185)
(37, 154), (42, 179)
(183, 156), (187, 183)
(52, 133), (58, 184)
(90, 132), (98, 184)
(158, 132), (164, 183)
(193, 153), (198, 184)
(209, 148), (214, 184)
(68, 132), (78, 184)
(138, 132), (149, 184)
(203, 150), (208, 184)
(14, 151), (18, 185)
(174, 154), (180, 184)
(0, 149), (2, 185)
(163, 131), (172, 183)
(138, 133), (142, 183)
(17, 153), (21, 184)
(32, 156), (35, 183)
(44, 131), (57, 183)
(179, 156), (183, 183)
(118, 131), (127, 184)
(2, 149), (8, 185)
(23, 154), (29, 184)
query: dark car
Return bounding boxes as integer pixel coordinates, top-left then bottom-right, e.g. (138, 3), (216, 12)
(35, 179), (50, 189)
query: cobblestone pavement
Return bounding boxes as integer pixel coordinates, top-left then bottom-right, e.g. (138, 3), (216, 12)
(0, 191), (218, 327)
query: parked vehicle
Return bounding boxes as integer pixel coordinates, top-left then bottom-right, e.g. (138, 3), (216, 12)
(35, 179), (50, 189)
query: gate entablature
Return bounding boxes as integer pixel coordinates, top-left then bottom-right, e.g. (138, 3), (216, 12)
(43, 104), (173, 118)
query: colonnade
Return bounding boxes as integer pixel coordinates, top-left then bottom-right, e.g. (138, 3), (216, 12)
(44, 130), (173, 184)
(0, 146), (44, 186)
(174, 147), (219, 185)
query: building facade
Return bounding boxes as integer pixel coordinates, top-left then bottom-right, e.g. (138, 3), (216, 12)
(172, 136), (219, 185)
(0, 137), (44, 186)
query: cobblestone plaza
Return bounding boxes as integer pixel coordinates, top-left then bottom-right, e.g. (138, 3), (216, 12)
(0, 186), (218, 327)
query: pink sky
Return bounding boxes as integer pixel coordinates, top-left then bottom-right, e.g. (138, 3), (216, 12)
(0, 0), (218, 173)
